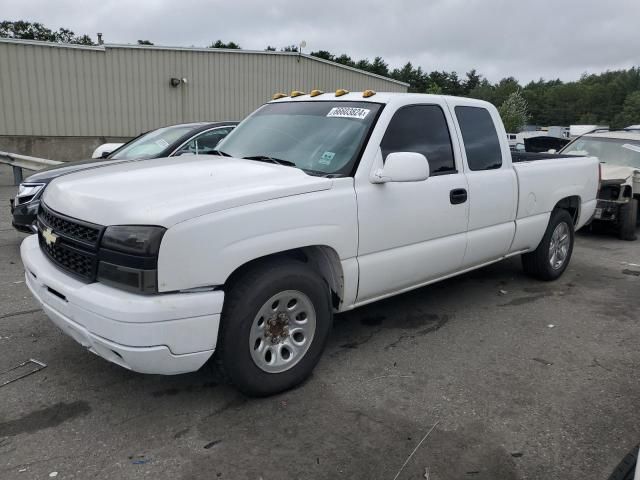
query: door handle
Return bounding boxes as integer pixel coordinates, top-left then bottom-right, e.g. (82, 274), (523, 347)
(450, 188), (468, 205)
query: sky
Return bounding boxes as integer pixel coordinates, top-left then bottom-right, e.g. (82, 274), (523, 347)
(3, 0), (639, 83)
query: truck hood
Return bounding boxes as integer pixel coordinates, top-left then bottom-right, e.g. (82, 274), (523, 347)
(600, 164), (639, 184)
(25, 157), (132, 184)
(42, 156), (333, 227)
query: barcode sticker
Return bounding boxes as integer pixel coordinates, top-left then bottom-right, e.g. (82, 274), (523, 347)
(327, 107), (370, 120)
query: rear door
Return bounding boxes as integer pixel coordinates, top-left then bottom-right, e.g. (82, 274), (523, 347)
(447, 101), (517, 268)
(355, 101), (469, 303)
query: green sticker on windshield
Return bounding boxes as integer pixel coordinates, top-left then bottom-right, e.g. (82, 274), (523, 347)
(319, 151), (335, 165)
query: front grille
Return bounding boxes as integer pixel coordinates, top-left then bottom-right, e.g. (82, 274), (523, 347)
(40, 237), (95, 278)
(39, 205), (101, 245)
(37, 204), (104, 281)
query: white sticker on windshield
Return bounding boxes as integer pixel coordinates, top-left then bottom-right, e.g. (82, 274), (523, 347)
(319, 151), (335, 165)
(155, 138), (170, 148)
(622, 143), (640, 153)
(327, 107), (370, 120)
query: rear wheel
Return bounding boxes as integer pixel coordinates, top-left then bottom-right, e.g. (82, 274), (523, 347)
(216, 259), (332, 397)
(522, 209), (575, 281)
(618, 198), (638, 241)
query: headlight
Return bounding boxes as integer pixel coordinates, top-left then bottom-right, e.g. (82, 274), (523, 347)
(97, 225), (166, 294)
(101, 225), (165, 255)
(15, 183), (45, 205)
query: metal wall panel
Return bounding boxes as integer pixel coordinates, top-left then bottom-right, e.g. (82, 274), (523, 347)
(0, 39), (408, 137)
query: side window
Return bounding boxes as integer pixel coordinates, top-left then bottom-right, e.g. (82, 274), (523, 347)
(380, 105), (456, 175)
(455, 106), (502, 171)
(176, 127), (233, 155)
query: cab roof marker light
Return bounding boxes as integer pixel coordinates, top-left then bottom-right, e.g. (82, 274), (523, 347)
(290, 90), (306, 97)
(309, 89), (324, 97)
(363, 89), (376, 98)
(272, 92), (287, 100)
(335, 89), (349, 97)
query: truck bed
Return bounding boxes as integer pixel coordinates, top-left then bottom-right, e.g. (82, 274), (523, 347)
(511, 152), (577, 162)
(512, 153), (599, 228)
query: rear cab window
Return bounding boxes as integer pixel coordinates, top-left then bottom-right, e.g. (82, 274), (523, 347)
(380, 105), (456, 176)
(455, 106), (503, 171)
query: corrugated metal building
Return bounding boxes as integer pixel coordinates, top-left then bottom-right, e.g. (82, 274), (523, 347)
(0, 38), (408, 160)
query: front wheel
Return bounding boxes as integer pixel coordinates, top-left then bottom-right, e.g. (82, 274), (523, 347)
(522, 209), (575, 281)
(216, 259), (332, 397)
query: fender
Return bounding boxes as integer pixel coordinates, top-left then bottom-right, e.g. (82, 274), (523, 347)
(157, 178), (358, 292)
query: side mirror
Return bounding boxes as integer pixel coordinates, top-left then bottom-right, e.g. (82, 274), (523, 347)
(100, 151), (111, 159)
(372, 152), (430, 183)
(547, 149), (557, 154)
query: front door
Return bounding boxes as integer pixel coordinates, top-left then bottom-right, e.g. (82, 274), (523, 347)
(355, 102), (470, 304)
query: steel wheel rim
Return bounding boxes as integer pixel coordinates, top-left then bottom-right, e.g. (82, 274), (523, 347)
(549, 221), (570, 270)
(249, 290), (316, 373)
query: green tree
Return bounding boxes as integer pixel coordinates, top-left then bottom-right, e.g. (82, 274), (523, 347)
(499, 91), (530, 132)
(310, 50), (334, 61)
(281, 45), (298, 52)
(468, 78), (495, 102)
(426, 83), (443, 94)
(612, 91), (640, 128)
(369, 56), (389, 77)
(463, 69), (481, 95)
(493, 77), (521, 106)
(334, 54), (355, 67)
(0, 20), (95, 45)
(209, 40), (241, 49)
(137, 39), (154, 45)
(355, 58), (372, 71)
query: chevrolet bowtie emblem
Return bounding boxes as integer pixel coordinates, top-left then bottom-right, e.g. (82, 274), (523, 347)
(42, 227), (58, 246)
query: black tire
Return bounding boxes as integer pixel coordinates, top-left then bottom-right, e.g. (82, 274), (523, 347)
(522, 209), (575, 281)
(618, 198), (638, 241)
(608, 446), (638, 480)
(216, 258), (332, 397)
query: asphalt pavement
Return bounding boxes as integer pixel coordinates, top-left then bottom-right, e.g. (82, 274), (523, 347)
(1, 164), (639, 480)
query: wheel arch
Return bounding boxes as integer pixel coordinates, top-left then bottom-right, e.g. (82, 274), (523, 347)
(553, 195), (581, 226)
(223, 245), (345, 310)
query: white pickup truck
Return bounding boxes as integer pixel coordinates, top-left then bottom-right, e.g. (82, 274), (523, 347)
(21, 92), (599, 396)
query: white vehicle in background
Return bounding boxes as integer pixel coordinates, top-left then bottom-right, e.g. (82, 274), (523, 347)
(21, 92), (599, 396)
(560, 130), (640, 240)
(91, 143), (124, 159)
(569, 124), (609, 138)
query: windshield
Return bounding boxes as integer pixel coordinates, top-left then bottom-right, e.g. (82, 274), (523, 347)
(561, 136), (640, 168)
(109, 124), (202, 160)
(217, 101), (382, 176)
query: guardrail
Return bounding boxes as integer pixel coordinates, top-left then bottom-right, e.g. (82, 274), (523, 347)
(0, 151), (62, 185)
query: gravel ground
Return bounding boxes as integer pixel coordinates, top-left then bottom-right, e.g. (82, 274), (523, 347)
(0, 163), (639, 480)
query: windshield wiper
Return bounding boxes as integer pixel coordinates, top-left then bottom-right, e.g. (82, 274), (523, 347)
(243, 155), (297, 167)
(207, 149), (231, 157)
